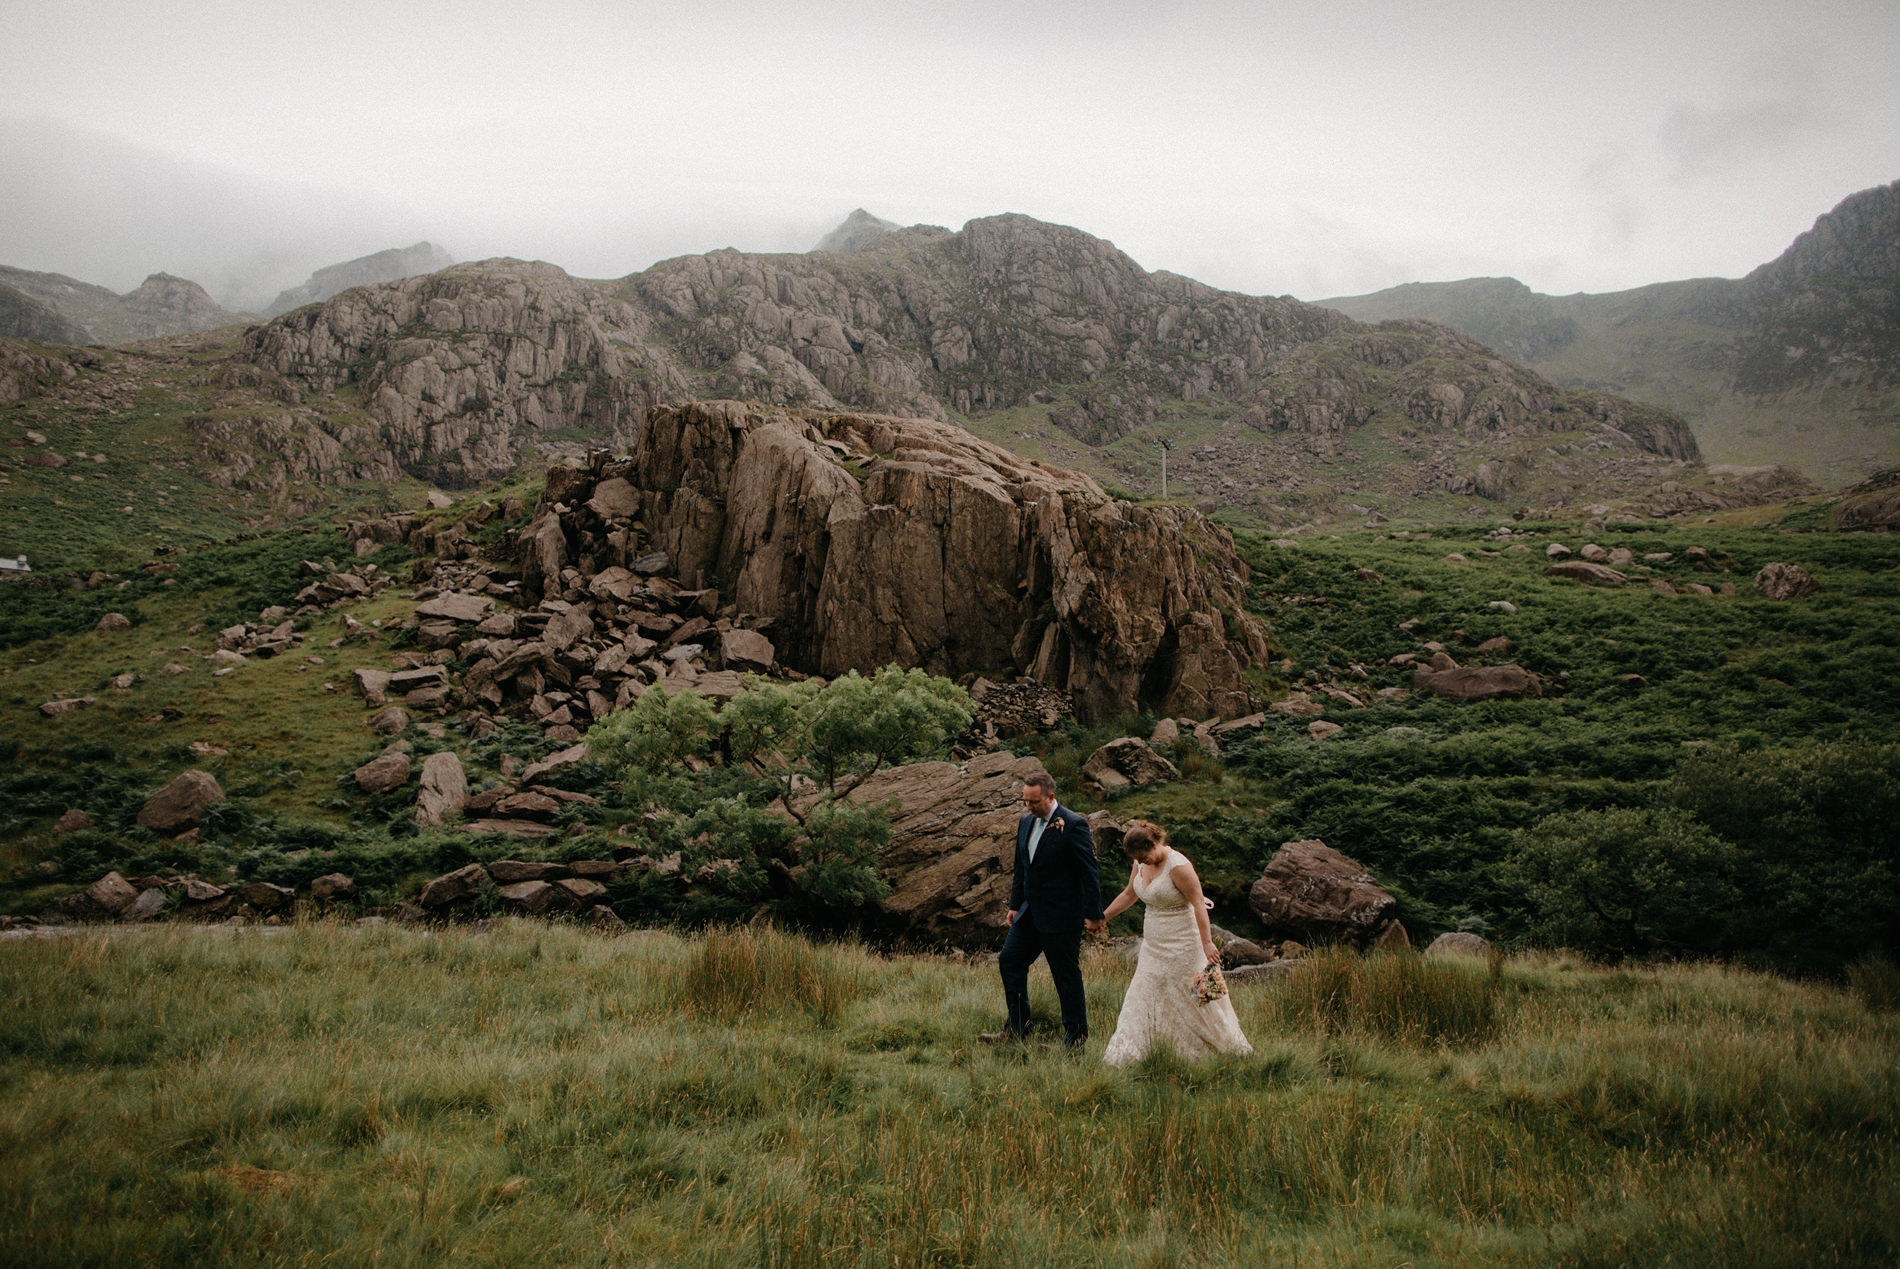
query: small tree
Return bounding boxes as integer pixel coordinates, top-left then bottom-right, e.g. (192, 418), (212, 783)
(587, 682), (719, 810)
(1502, 806), (1741, 958)
(586, 666), (973, 919)
(726, 668), (974, 822)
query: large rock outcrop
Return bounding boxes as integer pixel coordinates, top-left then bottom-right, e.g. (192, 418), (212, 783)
(824, 750), (1052, 948)
(1248, 839), (1398, 947)
(240, 260), (691, 487)
(519, 401), (1269, 720)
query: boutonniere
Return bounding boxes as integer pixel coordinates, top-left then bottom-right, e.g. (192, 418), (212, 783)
(1050, 816), (1066, 832)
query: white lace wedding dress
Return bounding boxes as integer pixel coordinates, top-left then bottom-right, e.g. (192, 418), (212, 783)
(1102, 849), (1254, 1067)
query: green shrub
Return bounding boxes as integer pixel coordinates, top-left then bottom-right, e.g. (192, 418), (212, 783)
(1502, 806), (1741, 958)
(1669, 741), (1900, 969)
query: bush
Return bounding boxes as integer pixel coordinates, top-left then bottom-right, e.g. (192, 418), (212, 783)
(1501, 806), (1741, 958)
(587, 668), (971, 928)
(1669, 741), (1900, 969)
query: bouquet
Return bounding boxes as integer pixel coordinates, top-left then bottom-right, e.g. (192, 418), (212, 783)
(1191, 959), (1227, 1005)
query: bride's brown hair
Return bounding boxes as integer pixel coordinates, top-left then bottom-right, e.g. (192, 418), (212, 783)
(1121, 822), (1166, 858)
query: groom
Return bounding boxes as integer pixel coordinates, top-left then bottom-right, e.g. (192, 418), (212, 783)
(983, 772), (1105, 1048)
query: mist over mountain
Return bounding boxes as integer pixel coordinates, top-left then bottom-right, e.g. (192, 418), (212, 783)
(263, 243), (456, 317)
(813, 210), (902, 255)
(0, 118), (434, 312)
(0, 265), (238, 344)
(1320, 180), (1900, 486)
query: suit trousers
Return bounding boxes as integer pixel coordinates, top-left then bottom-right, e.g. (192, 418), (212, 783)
(998, 917), (1088, 1042)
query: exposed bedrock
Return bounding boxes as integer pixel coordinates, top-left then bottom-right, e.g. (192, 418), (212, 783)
(521, 400), (1270, 721)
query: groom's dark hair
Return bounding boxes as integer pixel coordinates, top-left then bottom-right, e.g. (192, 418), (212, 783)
(1024, 772), (1056, 797)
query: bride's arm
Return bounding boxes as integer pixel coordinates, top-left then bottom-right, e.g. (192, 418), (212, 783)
(1101, 865), (1139, 922)
(1170, 861), (1222, 965)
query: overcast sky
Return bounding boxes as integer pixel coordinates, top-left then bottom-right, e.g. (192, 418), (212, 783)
(3, 0), (1897, 310)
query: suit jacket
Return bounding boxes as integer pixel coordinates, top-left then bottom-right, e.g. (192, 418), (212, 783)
(1008, 803), (1104, 933)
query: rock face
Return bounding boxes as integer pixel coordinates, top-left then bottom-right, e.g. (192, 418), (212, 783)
(1080, 737), (1180, 794)
(1754, 562), (1820, 600)
(825, 750), (1050, 948)
(525, 403), (1268, 721)
(202, 210), (1708, 520)
(1248, 839), (1398, 947)
(240, 260), (685, 488)
(414, 752), (469, 827)
(1412, 659), (1543, 703)
(136, 770), (225, 832)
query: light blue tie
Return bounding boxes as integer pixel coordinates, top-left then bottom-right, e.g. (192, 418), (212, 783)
(1028, 816), (1048, 863)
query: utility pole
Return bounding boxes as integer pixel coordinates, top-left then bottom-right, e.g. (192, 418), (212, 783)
(1153, 435), (1177, 500)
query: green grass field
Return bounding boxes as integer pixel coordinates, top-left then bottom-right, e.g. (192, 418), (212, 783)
(0, 922), (1894, 1267)
(4, 502), (1898, 968)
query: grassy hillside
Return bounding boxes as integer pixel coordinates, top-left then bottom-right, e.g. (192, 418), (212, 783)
(0, 922), (1893, 1266)
(0, 330), (439, 573)
(1321, 271), (1899, 491)
(5, 472), (1897, 971)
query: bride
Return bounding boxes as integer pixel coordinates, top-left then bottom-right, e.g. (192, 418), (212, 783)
(1100, 822), (1253, 1066)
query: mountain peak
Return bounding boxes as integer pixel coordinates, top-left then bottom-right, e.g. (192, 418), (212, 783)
(813, 210), (901, 254)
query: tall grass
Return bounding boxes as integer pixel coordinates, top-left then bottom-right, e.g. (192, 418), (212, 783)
(1848, 956), (1900, 1013)
(1272, 946), (1503, 1046)
(668, 923), (867, 1026)
(0, 924), (1895, 1266)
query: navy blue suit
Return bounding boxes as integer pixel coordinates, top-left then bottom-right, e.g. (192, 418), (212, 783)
(999, 802), (1103, 1042)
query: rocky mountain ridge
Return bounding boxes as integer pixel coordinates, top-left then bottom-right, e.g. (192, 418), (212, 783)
(0, 266), (239, 345)
(263, 242), (456, 318)
(210, 212), (1723, 523)
(4, 212), (1808, 550)
(1321, 180), (1900, 486)
(0, 284), (92, 344)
